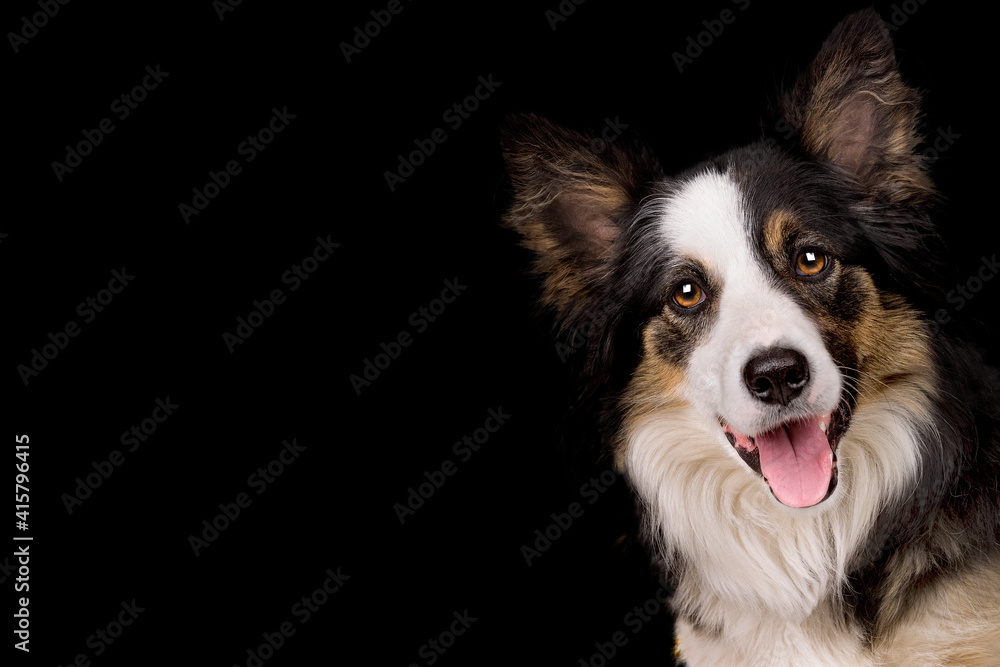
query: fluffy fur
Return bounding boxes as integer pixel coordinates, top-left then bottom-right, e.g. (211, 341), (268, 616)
(501, 10), (1000, 666)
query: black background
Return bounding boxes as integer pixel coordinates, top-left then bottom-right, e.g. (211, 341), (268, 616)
(7, 1), (997, 665)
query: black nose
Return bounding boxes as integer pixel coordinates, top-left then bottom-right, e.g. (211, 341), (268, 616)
(742, 347), (810, 406)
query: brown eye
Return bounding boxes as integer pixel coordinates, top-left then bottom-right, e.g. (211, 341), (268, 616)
(673, 281), (704, 308)
(796, 249), (827, 276)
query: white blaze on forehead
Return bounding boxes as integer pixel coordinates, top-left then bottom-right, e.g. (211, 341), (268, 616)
(657, 170), (756, 278)
(655, 170), (842, 435)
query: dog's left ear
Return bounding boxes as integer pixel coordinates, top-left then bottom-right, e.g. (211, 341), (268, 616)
(500, 113), (661, 329)
(780, 9), (933, 206)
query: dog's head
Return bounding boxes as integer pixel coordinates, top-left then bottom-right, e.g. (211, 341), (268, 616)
(502, 10), (939, 514)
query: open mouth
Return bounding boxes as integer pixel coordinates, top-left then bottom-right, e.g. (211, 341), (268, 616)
(721, 407), (848, 508)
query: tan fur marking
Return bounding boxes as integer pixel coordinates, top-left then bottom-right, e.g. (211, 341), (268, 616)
(613, 319), (690, 471)
(806, 264), (937, 423)
(876, 559), (1000, 665)
(853, 285), (938, 418)
(763, 209), (798, 261)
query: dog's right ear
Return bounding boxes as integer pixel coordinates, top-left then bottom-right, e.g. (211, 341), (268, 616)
(778, 9), (933, 208)
(501, 113), (661, 327)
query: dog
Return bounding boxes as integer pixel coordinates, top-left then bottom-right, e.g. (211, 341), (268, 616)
(500, 9), (1000, 666)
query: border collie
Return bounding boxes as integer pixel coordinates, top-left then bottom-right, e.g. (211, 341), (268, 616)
(501, 9), (1000, 666)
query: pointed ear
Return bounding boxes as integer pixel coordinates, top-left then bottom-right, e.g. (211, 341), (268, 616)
(779, 9), (933, 206)
(501, 113), (660, 324)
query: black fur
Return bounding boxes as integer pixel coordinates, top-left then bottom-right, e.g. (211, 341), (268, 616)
(502, 8), (1000, 660)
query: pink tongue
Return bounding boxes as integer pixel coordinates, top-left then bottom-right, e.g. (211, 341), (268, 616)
(756, 419), (832, 508)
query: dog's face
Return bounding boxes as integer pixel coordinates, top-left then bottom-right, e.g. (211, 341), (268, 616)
(502, 10), (938, 519)
(643, 168), (850, 508)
